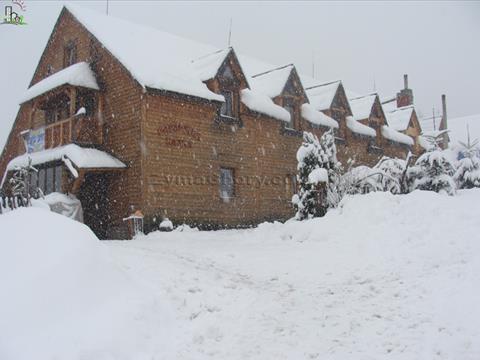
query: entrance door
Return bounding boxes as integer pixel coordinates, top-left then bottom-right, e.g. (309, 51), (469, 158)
(77, 173), (110, 239)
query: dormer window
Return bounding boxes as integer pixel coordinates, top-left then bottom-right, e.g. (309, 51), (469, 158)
(220, 90), (234, 118)
(284, 104), (295, 129)
(64, 41), (77, 68)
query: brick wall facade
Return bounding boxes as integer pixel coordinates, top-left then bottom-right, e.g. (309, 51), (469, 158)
(0, 8), (414, 238)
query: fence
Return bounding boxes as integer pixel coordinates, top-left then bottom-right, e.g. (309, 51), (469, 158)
(0, 195), (27, 214)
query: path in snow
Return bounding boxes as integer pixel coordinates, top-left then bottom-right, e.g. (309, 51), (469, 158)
(107, 190), (480, 360)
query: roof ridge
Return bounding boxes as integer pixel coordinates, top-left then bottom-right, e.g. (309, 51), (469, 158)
(305, 80), (341, 90)
(191, 47), (231, 63)
(251, 63), (294, 78)
(349, 92), (378, 101)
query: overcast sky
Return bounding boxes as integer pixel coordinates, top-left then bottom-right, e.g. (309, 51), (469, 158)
(1, 0), (479, 150)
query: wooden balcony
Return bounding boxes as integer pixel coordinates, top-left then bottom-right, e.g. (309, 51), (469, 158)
(44, 114), (102, 149)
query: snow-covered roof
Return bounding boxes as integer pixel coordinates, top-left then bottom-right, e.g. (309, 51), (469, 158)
(301, 104), (338, 129)
(191, 48), (231, 82)
(65, 4), (223, 102)
(346, 116), (376, 137)
(250, 64), (294, 99)
(386, 106), (414, 132)
(381, 125), (414, 146)
(447, 113), (480, 146)
(21, 62), (99, 103)
(6, 144), (126, 172)
(305, 81), (341, 111)
(381, 98), (398, 113)
(240, 89), (290, 122)
(349, 94), (377, 121)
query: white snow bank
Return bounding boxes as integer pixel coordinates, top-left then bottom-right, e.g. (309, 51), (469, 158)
(0, 207), (174, 360)
(381, 125), (414, 146)
(241, 88), (290, 122)
(32, 192), (84, 222)
(301, 103), (338, 128)
(21, 62), (99, 103)
(346, 115), (376, 137)
(7, 144), (126, 173)
(308, 167), (328, 183)
(108, 189), (480, 359)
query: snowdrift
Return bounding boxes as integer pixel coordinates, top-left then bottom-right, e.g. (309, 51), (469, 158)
(0, 207), (173, 360)
(108, 189), (480, 360)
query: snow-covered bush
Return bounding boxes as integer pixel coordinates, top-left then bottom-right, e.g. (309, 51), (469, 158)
(7, 158), (42, 207)
(293, 130), (342, 220)
(373, 156), (410, 194)
(454, 137), (480, 189)
(342, 165), (381, 195)
(409, 150), (456, 195)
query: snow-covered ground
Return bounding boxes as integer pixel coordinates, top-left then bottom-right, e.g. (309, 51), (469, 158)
(109, 189), (480, 360)
(1, 190), (480, 359)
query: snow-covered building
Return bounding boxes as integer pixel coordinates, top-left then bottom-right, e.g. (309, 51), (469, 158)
(382, 74), (426, 155)
(0, 4), (412, 238)
(349, 93), (413, 160)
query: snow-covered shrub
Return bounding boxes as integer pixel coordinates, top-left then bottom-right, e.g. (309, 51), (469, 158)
(454, 137), (480, 189)
(373, 156), (410, 194)
(293, 130), (342, 220)
(342, 165), (381, 195)
(8, 158), (42, 207)
(159, 218), (174, 231)
(409, 150), (456, 195)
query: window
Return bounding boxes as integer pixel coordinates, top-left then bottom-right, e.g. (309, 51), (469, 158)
(284, 104), (295, 129)
(64, 41), (77, 68)
(46, 65), (53, 76)
(35, 165), (63, 195)
(55, 166), (62, 193)
(45, 94), (71, 124)
(285, 174), (297, 197)
(220, 91), (234, 118)
(220, 167), (234, 201)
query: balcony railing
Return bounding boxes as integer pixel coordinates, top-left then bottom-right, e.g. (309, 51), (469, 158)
(44, 114), (101, 149)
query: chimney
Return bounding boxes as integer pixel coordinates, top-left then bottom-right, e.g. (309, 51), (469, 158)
(396, 74), (414, 107)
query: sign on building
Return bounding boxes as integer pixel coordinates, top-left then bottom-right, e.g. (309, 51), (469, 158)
(27, 128), (45, 153)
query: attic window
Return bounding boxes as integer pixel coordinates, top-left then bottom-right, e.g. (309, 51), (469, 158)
(221, 64), (234, 80)
(220, 90), (234, 118)
(284, 104), (295, 129)
(64, 41), (77, 68)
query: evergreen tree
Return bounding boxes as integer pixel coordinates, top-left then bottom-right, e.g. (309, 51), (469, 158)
(373, 156), (411, 194)
(454, 134), (480, 189)
(293, 130), (342, 220)
(409, 133), (456, 195)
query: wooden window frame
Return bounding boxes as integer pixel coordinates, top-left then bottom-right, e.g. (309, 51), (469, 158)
(64, 40), (77, 68)
(219, 167), (235, 201)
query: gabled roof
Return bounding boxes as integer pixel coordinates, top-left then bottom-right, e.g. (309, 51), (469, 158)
(64, 4), (223, 102)
(250, 64), (295, 99)
(381, 125), (414, 146)
(386, 105), (414, 132)
(191, 48), (232, 82)
(305, 81), (341, 111)
(349, 94), (377, 121)
(381, 97), (398, 113)
(21, 62), (99, 104)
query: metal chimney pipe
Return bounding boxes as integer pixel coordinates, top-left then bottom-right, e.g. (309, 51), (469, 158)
(403, 74), (408, 89)
(441, 94), (447, 129)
